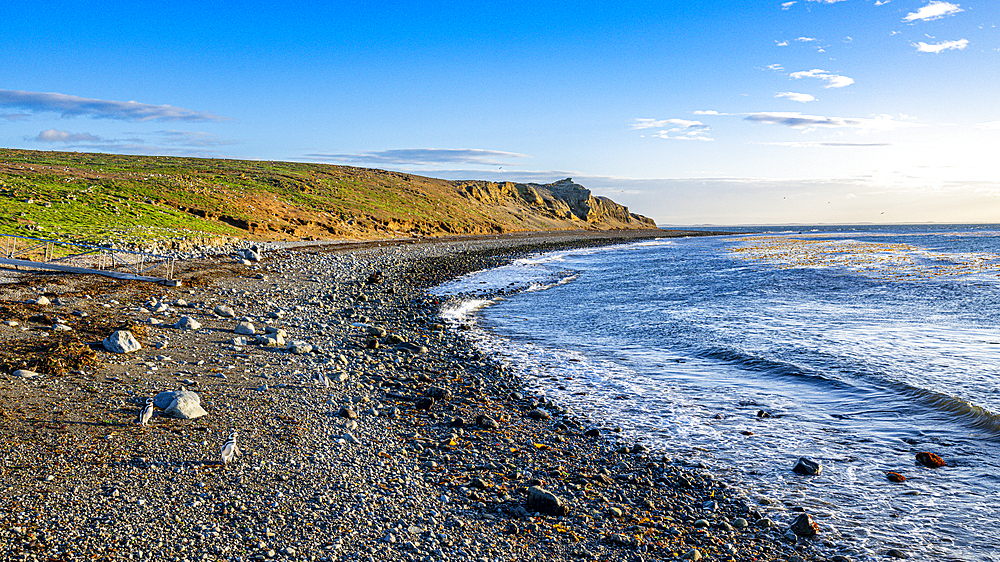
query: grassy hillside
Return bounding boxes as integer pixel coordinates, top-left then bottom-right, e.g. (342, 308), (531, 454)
(0, 149), (655, 250)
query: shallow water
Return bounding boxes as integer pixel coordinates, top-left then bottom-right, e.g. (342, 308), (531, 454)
(435, 225), (1000, 561)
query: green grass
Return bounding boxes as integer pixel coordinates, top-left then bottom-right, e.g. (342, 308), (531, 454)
(1, 148), (648, 247)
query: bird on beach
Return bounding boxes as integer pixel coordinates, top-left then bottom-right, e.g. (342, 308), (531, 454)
(137, 397), (154, 426)
(221, 430), (240, 464)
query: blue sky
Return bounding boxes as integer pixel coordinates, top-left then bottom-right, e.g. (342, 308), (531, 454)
(2, 0), (998, 225)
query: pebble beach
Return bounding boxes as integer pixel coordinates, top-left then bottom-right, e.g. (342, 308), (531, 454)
(0, 230), (842, 562)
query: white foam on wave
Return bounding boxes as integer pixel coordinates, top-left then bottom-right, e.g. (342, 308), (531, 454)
(439, 298), (496, 322)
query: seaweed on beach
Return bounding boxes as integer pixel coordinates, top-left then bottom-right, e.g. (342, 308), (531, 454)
(0, 334), (100, 376)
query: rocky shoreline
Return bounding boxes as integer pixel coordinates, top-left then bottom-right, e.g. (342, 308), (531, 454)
(1, 230), (845, 562)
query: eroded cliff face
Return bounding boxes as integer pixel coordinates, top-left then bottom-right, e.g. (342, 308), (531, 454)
(458, 177), (655, 230)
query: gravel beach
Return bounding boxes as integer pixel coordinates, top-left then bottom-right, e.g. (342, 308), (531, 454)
(1, 230), (841, 562)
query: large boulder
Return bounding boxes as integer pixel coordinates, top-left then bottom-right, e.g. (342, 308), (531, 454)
(153, 390), (208, 420)
(102, 331), (141, 354)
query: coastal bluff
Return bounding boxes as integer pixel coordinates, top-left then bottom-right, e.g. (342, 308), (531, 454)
(457, 177), (655, 232)
(0, 149), (657, 248)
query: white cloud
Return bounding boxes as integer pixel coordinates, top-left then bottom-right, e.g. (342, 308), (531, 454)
(745, 112), (922, 132)
(766, 64), (785, 72)
(975, 121), (1000, 130)
(0, 89), (227, 122)
(775, 40), (790, 46)
(631, 118), (706, 130)
(693, 110), (729, 115)
(790, 69), (855, 88)
(305, 148), (530, 167)
(776, 92), (817, 103)
(782, 2), (796, 9)
(632, 118), (713, 141)
(876, 0), (891, 5)
(914, 39), (969, 52)
(652, 130), (714, 141)
(807, 0), (849, 3)
(34, 129), (103, 143)
(796, 37), (818, 42)
(904, 1), (963, 22)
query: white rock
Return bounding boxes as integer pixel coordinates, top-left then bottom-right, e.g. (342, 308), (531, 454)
(234, 321), (256, 335)
(154, 390), (208, 420)
(214, 305), (236, 318)
(102, 331), (141, 353)
(257, 333), (285, 347)
(174, 316), (202, 330)
(34, 296), (51, 305)
(287, 341), (312, 354)
(12, 369), (40, 379)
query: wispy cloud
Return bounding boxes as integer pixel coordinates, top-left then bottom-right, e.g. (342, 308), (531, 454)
(766, 64), (785, 72)
(27, 127), (237, 159)
(631, 118), (707, 130)
(975, 121), (1000, 130)
(790, 69), (855, 88)
(34, 129), (104, 143)
(304, 148), (530, 167)
(914, 38), (969, 52)
(904, 1), (963, 22)
(776, 92), (817, 103)
(652, 130), (714, 141)
(796, 37), (818, 42)
(745, 112), (921, 132)
(775, 40), (790, 47)
(2, 113), (31, 121)
(0, 90), (228, 122)
(693, 110), (730, 115)
(150, 130), (238, 147)
(875, 0), (891, 5)
(762, 141), (893, 147)
(782, 2), (796, 9)
(807, 0), (850, 3)
(632, 118), (712, 141)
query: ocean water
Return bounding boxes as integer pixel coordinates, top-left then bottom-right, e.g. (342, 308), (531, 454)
(434, 225), (1000, 562)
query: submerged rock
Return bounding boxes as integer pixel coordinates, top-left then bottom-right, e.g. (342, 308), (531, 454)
(793, 457), (822, 476)
(790, 514), (819, 537)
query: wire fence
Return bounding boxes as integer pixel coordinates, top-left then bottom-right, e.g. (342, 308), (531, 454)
(0, 234), (176, 281)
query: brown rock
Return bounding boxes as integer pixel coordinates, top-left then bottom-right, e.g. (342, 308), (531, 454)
(915, 452), (945, 468)
(886, 471), (906, 483)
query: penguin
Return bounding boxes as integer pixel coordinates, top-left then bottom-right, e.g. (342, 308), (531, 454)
(137, 397), (155, 426)
(221, 430), (240, 464)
